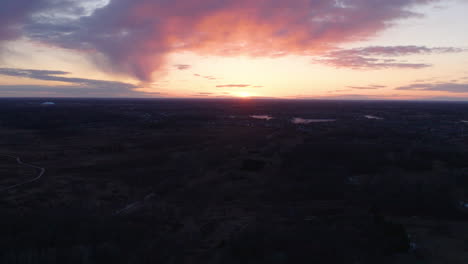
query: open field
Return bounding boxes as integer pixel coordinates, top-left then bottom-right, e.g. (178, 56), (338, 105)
(0, 98), (467, 263)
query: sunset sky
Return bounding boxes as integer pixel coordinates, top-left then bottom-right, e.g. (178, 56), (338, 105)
(0, 0), (467, 99)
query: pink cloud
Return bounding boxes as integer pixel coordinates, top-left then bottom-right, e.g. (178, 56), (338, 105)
(1, 0), (441, 81)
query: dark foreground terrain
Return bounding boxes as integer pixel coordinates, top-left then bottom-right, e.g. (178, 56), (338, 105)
(0, 98), (467, 263)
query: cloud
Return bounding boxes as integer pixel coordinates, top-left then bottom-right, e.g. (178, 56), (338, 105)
(424, 96), (468, 101)
(0, 68), (69, 77)
(0, 0), (442, 81)
(0, 84), (156, 97)
(395, 82), (468, 93)
(329, 46), (464, 57)
(193, 73), (217, 80)
(0, 68), (155, 97)
(294, 94), (376, 100)
(293, 93), (410, 100)
(0, 0), (107, 41)
(316, 46), (464, 69)
(332, 89), (353, 92)
(0, 68), (137, 90)
(320, 57), (431, 69)
(0, 0), (47, 41)
(216, 84), (250, 88)
(174, 64), (191, 70)
(348, 85), (386, 90)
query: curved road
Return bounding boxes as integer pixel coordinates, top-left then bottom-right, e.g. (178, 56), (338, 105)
(0, 154), (45, 192)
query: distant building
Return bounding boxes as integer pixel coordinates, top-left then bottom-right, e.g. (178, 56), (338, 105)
(41, 102), (56, 106)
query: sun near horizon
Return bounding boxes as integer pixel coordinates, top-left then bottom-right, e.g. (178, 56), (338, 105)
(236, 92), (253, 98)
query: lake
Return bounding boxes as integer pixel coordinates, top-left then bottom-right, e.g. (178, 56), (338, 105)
(292, 117), (336, 124)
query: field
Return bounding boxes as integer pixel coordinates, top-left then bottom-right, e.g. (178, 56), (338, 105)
(0, 98), (467, 263)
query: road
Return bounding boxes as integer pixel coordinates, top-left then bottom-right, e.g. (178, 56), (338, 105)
(0, 154), (45, 192)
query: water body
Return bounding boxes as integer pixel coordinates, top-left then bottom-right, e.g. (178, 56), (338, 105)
(292, 117), (336, 124)
(365, 115), (383, 120)
(251, 115), (273, 120)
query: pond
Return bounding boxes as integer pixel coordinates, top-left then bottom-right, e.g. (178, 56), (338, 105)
(365, 115), (383, 120)
(292, 117), (336, 124)
(250, 115), (274, 120)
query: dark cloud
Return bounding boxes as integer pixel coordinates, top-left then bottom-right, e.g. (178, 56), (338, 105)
(316, 46), (464, 69)
(395, 82), (468, 93)
(348, 85), (386, 90)
(0, 68), (137, 90)
(0, 0), (102, 41)
(0, 84), (156, 97)
(329, 46), (464, 57)
(0, 68), (69, 77)
(0, 0), (48, 41)
(294, 94), (376, 100)
(318, 56), (431, 69)
(0, 68), (155, 97)
(174, 64), (191, 70)
(425, 96), (468, 101)
(0, 0), (441, 81)
(216, 84), (250, 88)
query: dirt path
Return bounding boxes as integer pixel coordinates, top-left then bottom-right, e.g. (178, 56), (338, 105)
(0, 154), (45, 192)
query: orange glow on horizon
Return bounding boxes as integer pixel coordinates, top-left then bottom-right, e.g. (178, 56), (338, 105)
(234, 91), (253, 98)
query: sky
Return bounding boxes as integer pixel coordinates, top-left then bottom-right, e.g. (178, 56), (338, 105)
(0, 0), (467, 100)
